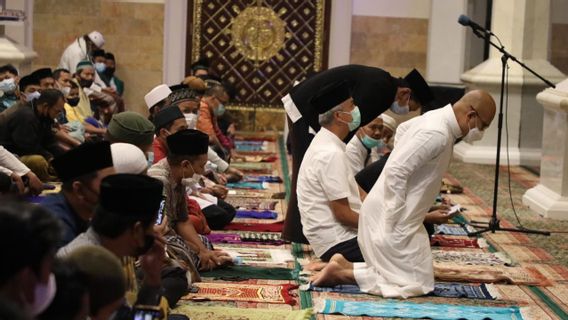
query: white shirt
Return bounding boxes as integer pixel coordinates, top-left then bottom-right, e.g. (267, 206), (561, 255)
(345, 135), (369, 175)
(355, 104), (462, 298)
(59, 37), (89, 74)
(0, 146), (30, 177)
(297, 127), (360, 257)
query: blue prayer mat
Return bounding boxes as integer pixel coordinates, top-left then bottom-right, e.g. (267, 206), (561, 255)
(317, 299), (524, 320)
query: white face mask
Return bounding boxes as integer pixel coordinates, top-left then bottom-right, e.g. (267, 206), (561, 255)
(184, 113), (198, 129)
(181, 161), (202, 187)
(462, 118), (484, 143)
(29, 273), (57, 316)
(0, 77), (17, 94)
(25, 91), (41, 102)
(390, 100), (409, 115)
(60, 86), (71, 96)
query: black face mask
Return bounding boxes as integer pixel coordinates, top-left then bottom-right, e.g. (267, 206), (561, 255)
(135, 234), (155, 256)
(79, 78), (93, 88)
(105, 67), (116, 77)
(67, 97), (80, 107)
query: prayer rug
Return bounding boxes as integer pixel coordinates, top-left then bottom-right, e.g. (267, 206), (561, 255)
(315, 299), (525, 320)
(302, 282), (499, 300)
(237, 155), (278, 163)
(224, 197), (279, 210)
(435, 224), (476, 236)
(236, 210), (278, 219)
(206, 232), (286, 246)
(494, 285), (564, 320)
(200, 265), (295, 281)
(234, 131), (278, 141)
(227, 182), (267, 190)
(181, 282), (299, 305)
(230, 162), (275, 173)
(172, 305), (311, 320)
(216, 246), (295, 267)
(434, 263), (551, 286)
(538, 284), (568, 317)
(243, 175), (283, 183)
(494, 244), (554, 263)
(227, 190), (286, 199)
(484, 232), (532, 245)
(430, 235), (486, 248)
(235, 144), (268, 152)
(432, 249), (511, 266)
(525, 263), (568, 283)
(224, 222), (284, 232)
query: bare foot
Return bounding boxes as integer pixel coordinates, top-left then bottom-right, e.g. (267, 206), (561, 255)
(311, 260), (355, 287)
(329, 253), (353, 269)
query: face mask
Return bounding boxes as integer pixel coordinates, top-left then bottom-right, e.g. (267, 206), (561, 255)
(94, 62), (106, 73)
(136, 234), (155, 256)
(0, 78), (17, 94)
(214, 103), (226, 116)
(60, 86), (71, 96)
(29, 273), (57, 316)
(67, 97), (80, 107)
(25, 91), (41, 102)
(189, 161), (201, 181)
(390, 100), (409, 115)
(184, 113), (198, 129)
(340, 106), (361, 132)
(462, 117), (484, 143)
(79, 78), (93, 88)
(146, 152), (154, 168)
(361, 134), (379, 149)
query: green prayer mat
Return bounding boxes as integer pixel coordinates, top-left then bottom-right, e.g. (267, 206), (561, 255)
(200, 265), (295, 280)
(172, 305), (312, 320)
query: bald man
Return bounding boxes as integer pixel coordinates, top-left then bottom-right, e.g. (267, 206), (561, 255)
(311, 90), (496, 298)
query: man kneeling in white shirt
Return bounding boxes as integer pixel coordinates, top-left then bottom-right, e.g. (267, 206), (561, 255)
(297, 81), (364, 262)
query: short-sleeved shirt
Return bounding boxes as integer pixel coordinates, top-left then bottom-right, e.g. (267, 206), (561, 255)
(297, 127), (360, 257)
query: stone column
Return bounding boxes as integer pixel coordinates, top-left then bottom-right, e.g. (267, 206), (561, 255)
(523, 79), (568, 220)
(0, 0), (36, 73)
(455, 0), (565, 166)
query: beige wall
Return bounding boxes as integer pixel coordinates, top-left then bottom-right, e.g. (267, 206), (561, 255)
(32, 0), (164, 115)
(350, 15), (429, 77)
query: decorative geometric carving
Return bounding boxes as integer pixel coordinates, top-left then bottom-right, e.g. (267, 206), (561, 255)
(189, 0), (328, 110)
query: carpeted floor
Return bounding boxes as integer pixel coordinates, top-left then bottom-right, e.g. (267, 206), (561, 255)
(447, 161), (568, 267)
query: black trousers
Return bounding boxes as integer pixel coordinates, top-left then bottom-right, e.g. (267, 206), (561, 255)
(202, 199), (236, 230)
(320, 237), (364, 262)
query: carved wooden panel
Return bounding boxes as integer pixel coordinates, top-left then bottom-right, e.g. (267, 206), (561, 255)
(187, 0), (330, 111)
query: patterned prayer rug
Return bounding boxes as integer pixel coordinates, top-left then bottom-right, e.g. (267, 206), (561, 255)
(224, 222), (284, 232)
(200, 265), (295, 281)
(224, 197), (279, 210)
(492, 244), (555, 263)
(432, 249), (511, 266)
(434, 224), (477, 236)
(430, 235), (486, 248)
(315, 299), (525, 320)
(207, 232), (286, 246)
(243, 175), (283, 183)
(172, 305), (312, 320)
(231, 162), (275, 173)
(235, 210), (278, 219)
(226, 182), (267, 190)
(434, 263), (550, 286)
(302, 282), (499, 300)
(226, 190), (286, 199)
(181, 282), (299, 305)
(215, 246), (295, 267)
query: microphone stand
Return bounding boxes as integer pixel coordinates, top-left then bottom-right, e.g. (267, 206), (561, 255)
(466, 28), (554, 236)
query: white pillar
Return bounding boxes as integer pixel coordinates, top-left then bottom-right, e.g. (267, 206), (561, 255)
(328, 0), (352, 68)
(455, 0), (565, 166)
(0, 0), (36, 74)
(163, 0), (187, 85)
(523, 79), (568, 220)
(426, 0), (468, 85)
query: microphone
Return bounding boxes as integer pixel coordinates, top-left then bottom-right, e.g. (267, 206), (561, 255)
(458, 14), (493, 35)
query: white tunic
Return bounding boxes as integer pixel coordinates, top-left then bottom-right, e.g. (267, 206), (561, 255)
(345, 135), (369, 175)
(297, 127), (360, 257)
(355, 104), (462, 298)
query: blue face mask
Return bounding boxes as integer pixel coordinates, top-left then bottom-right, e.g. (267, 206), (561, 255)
(340, 106), (361, 131)
(390, 100), (409, 115)
(146, 151), (154, 168)
(214, 103), (226, 116)
(94, 62), (106, 73)
(361, 134), (379, 149)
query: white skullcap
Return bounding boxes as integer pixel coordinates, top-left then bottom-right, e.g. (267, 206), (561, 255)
(379, 113), (398, 133)
(111, 143), (148, 174)
(144, 84), (172, 109)
(87, 31), (105, 48)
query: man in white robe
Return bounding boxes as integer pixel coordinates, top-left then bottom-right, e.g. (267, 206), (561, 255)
(311, 90), (496, 298)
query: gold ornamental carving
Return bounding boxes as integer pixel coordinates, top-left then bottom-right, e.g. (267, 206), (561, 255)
(230, 6), (286, 62)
